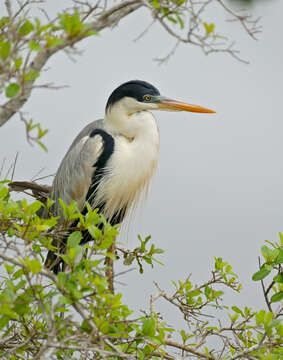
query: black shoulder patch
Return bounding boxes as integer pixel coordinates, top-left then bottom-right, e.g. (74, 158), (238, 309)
(89, 129), (114, 169)
(85, 129), (114, 210)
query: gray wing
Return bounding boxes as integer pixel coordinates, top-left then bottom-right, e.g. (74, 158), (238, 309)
(50, 119), (105, 220)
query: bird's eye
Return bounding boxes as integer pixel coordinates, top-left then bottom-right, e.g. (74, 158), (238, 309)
(143, 95), (151, 102)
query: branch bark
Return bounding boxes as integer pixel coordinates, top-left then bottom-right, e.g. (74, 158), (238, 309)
(0, 0), (141, 128)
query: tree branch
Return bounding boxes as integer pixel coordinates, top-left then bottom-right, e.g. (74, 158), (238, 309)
(0, 0), (141, 128)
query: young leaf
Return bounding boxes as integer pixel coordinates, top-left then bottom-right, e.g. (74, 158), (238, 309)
(252, 264), (273, 281)
(142, 318), (155, 337)
(273, 274), (283, 283)
(232, 306), (244, 317)
(26, 201), (42, 215)
(24, 70), (40, 82)
(270, 291), (283, 303)
(203, 22), (215, 35)
(67, 231), (82, 248)
(5, 83), (20, 98)
(19, 20), (34, 36)
(29, 259), (42, 274)
(28, 41), (42, 52)
(0, 40), (10, 59)
(275, 248), (283, 264)
(14, 58), (23, 70)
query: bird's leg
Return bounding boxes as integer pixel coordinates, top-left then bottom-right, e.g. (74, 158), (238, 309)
(105, 240), (115, 294)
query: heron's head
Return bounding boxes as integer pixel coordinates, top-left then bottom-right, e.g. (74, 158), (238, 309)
(105, 80), (215, 115)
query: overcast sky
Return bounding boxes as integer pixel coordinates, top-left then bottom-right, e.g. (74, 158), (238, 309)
(1, 0), (282, 323)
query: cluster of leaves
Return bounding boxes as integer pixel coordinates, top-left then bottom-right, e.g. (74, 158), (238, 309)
(0, 182), (282, 359)
(151, 0), (187, 30)
(150, 254), (282, 359)
(0, 5), (96, 97)
(117, 235), (164, 274)
(252, 236), (283, 304)
(0, 0), (262, 158)
(0, 183), (169, 359)
(151, 0), (216, 37)
(20, 115), (49, 151)
(0, 1), (98, 148)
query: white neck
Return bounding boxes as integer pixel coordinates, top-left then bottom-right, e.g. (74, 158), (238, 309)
(104, 97), (159, 139)
(97, 99), (160, 221)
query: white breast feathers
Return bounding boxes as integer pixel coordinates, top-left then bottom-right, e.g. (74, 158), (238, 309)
(95, 111), (160, 221)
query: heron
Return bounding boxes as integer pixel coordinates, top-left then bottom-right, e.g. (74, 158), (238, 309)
(45, 80), (215, 275)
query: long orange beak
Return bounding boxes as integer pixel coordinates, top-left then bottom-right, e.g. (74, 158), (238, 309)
(157, 97), (215, 114)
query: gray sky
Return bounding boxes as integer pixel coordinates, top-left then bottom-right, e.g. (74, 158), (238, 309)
(1, 0), (282, 322)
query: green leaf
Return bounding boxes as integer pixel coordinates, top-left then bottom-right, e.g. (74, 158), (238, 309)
(45, 36), (64, 48)
(0, 316), (10, 330)
(261, 245), (273, 261)
(0, 40), (10, 59)
(81, 319), (91, 333)
(101, 236), (113, 250)
(270, 291), (283, 303)
(0, 16), (9, 29)
(142, 318), (155, 337)
(275, 248), (283, 264)
(5, 83), (20, 98)
(180, 329), (187, 342)
(28, 41), (42, 52)
(67, 231), (82, 248)
(232, 306), (244, 317)
(37, 141), (48, 152)
(29, 259), (42, 274)
(0, 185), (9, 198)
(60, 255), (71, 267)
(214, 290), (224, 298)
(55, 307), (68, 313)
(13, 269), (24, 280)
(256, 309), (265, 325)
(58, 272), (67, 285)
(59, 295), (72, 305)
(24, 70), (40, 82)
(14, 58), (22, 70)
(167, 16), (177, 24)
(59, 10), (83, 37)
(204, 285), (211, 299)
(19, 20), (34, 36)
(252, 264), (273, 281)
(26, 201), (42, 215)
(68, 245), (82, 260)
(273, 273), (283, 283)
(32, 244), (41, 254)
(203, 22), (215, 35)
(264, 311), (274, 327)
(176, 14), (184, 29)
(88, 225), (102, 240)
(152, 0), (160, 8)
(4, 264), (15, 275)
(47, 198), (55, 209)
(261, 245), (279, 263)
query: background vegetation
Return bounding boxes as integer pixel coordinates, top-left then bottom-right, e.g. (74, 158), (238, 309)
(0, 1), (282, 359)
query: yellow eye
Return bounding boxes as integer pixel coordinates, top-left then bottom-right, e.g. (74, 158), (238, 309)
(143, 95), (151, 102)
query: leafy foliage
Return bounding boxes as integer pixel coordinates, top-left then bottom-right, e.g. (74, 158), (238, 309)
(0, 1), (279, 359)
(0, 183), (282, 359)
(0, 0), (261, 149)
(252, 237), (283, 305)
(0, 2), (98, 149)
